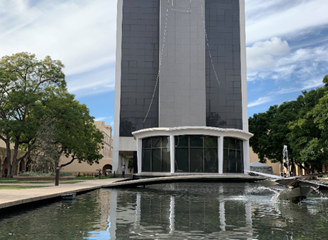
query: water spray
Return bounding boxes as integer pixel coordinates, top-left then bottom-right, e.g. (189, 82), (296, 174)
(283, 145), (290, 177)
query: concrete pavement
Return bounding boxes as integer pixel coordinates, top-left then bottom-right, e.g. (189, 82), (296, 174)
(0, 178), (122, 210)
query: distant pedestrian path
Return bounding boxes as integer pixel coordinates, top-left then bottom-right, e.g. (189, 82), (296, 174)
(103, 174), (265, 188)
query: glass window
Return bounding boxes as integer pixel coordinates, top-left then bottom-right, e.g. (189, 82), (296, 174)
(175, 148), (189, 172)
(162, 148), (171, 172)
(162, 136), (170, 149)
(223, 149), (229, 173)
(143, 138), (151, 148)
(223, 137), (243, 173)
(142, 149), (151, 172)
(236, 150), (243, 173)
(142, 136), (170, 172)
(204, 136), (217, 148)
(175, 136), (188, 147)
(204, 148), (218, 173)
(228, 138), (235, 149)
(152, 137), (161, 148)
(229, 149), (236, 173)
(175, 135), (218, 173)
(152, 149), (161, 172)
(190, 136), (203, 147)
(190, 149), (203, 172)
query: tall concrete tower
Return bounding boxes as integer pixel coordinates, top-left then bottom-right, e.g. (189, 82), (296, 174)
(113, 0), (252, 176)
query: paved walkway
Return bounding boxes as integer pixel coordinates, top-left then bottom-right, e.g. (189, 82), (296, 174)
(0, 178), (122, 210)
(0, 174), (266, 210)
(103, 174), (265, 188)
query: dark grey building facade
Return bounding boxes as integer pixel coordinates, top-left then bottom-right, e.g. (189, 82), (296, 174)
(114, 0), (251, 175)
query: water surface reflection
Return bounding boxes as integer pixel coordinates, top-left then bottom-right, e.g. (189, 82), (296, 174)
(1, 183), (328, 239)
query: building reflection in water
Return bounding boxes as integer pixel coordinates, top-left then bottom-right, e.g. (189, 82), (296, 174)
(102, 183), (258, 239)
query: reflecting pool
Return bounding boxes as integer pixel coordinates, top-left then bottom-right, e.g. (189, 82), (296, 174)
(1, 183), (328, 239)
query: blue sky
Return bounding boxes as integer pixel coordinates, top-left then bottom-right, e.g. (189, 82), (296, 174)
(1, 0), (328, 127)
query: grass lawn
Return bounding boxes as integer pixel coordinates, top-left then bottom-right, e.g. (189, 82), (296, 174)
(0, 178), (84, 184)
(75, 176), (115, 180)
(0, 185), (48, 190)
(59, 181), (84, 184)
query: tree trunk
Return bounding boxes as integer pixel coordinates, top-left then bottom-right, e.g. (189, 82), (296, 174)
(297, 163), (310, 175)
(11, 139), (20, 177)
(5, 140), (12, 177)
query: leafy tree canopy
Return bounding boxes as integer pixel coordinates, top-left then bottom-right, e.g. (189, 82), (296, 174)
(249, 74), (328, 173)
(0, 52), (103, 176)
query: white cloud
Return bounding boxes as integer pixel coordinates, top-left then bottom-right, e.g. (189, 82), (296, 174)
(246, 0), (328, 44)
(66, 63), (116, 97)
(247, 37), (290, 70)
(0, 0), (117, 76)
(248, 39), (328, 83)
(95, 117), (106, 121)
(275, 77), (324, 95)
(248, 97), (272, 108)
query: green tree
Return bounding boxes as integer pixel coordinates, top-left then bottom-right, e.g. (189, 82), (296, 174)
(249, 74), (328, 173)
(287, 86), (328, 173)
(24, 90), (104, 169)
(0, 52), (66, 177)
(249, 100), (301, 164)
(31, 122), (60, 173)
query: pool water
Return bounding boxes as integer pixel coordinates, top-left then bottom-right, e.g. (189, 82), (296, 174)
(1, 182), (328, 239)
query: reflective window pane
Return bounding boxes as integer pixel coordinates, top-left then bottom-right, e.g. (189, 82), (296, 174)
(238, 140), (243, 150)
(204, 148), (218, 173)
(175, 148), (189, 172)
(152, 137), (161, 148)
(229, 149), (236, 173)
(175, 136), (188, 147)
(223, 149), (229, 173)
(236, 150), (243, 173)
(162, 136), (170, 149)
(190, 136), (203, 147)
(190, 149), (203, 172)
(228, 138), (235, 149)
(162, 148), (170, 172)
(143, 138), (151, 148)
(152, 149), (161, 172)
(224, 137), (228, 149)
(142, 149), (151, 172)
(204, 136), (217, 148)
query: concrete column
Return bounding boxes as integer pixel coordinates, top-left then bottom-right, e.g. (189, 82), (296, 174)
(243, 140), (250, 173)
(170, 135), (175, 173)
(218, 136), (224, 174)
(137, 138), (142, 173)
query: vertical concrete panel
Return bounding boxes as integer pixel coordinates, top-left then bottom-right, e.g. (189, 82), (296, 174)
(113, 0), (124, 173)
(159, 0), (206, 127)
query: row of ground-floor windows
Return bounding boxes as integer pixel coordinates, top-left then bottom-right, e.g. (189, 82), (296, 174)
(141, 135), (243, 173)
